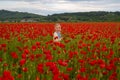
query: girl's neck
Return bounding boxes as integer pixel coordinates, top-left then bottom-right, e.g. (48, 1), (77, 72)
(56, 31), (60, 33)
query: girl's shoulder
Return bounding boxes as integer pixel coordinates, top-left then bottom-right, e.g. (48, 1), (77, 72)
(53, 32), (58, 36)
(54, 32), (57, 34)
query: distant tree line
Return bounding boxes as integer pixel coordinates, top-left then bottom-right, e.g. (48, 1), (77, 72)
(0, 10), (120, 22)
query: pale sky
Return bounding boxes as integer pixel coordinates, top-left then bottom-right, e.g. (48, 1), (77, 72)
(0, 0), (120, 15)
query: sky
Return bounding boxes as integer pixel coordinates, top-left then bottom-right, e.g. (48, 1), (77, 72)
(0, 0), (120, 15)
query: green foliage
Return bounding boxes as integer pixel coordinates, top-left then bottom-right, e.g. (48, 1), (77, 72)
(0, 10), (120, 22)
(0, 10), (45, 22)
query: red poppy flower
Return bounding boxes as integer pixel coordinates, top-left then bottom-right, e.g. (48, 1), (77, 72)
(19, 59), (26, 66)
(10, 52), (18, 59)
(22, 67), (28, 72)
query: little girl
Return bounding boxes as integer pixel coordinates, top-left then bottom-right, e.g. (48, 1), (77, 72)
(53, 23), (62, 42)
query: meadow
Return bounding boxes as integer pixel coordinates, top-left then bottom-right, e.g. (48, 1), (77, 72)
(0, 22), (120, 80)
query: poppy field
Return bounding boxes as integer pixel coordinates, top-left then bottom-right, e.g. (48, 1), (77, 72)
(0, 22), (120, 80)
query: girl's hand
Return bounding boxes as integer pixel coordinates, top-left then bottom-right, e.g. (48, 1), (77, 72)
(60, 37), (63, 40)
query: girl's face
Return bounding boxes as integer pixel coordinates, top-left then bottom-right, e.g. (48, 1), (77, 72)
(55, 25), (61, 32)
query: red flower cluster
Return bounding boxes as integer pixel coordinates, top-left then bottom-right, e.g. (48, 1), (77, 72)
(44, 50), (53, 60)
(0, 70), (14, 80)
(37, 63), (44, 74)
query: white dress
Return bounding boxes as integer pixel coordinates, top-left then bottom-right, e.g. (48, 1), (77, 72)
(53, 32), (62, 42)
